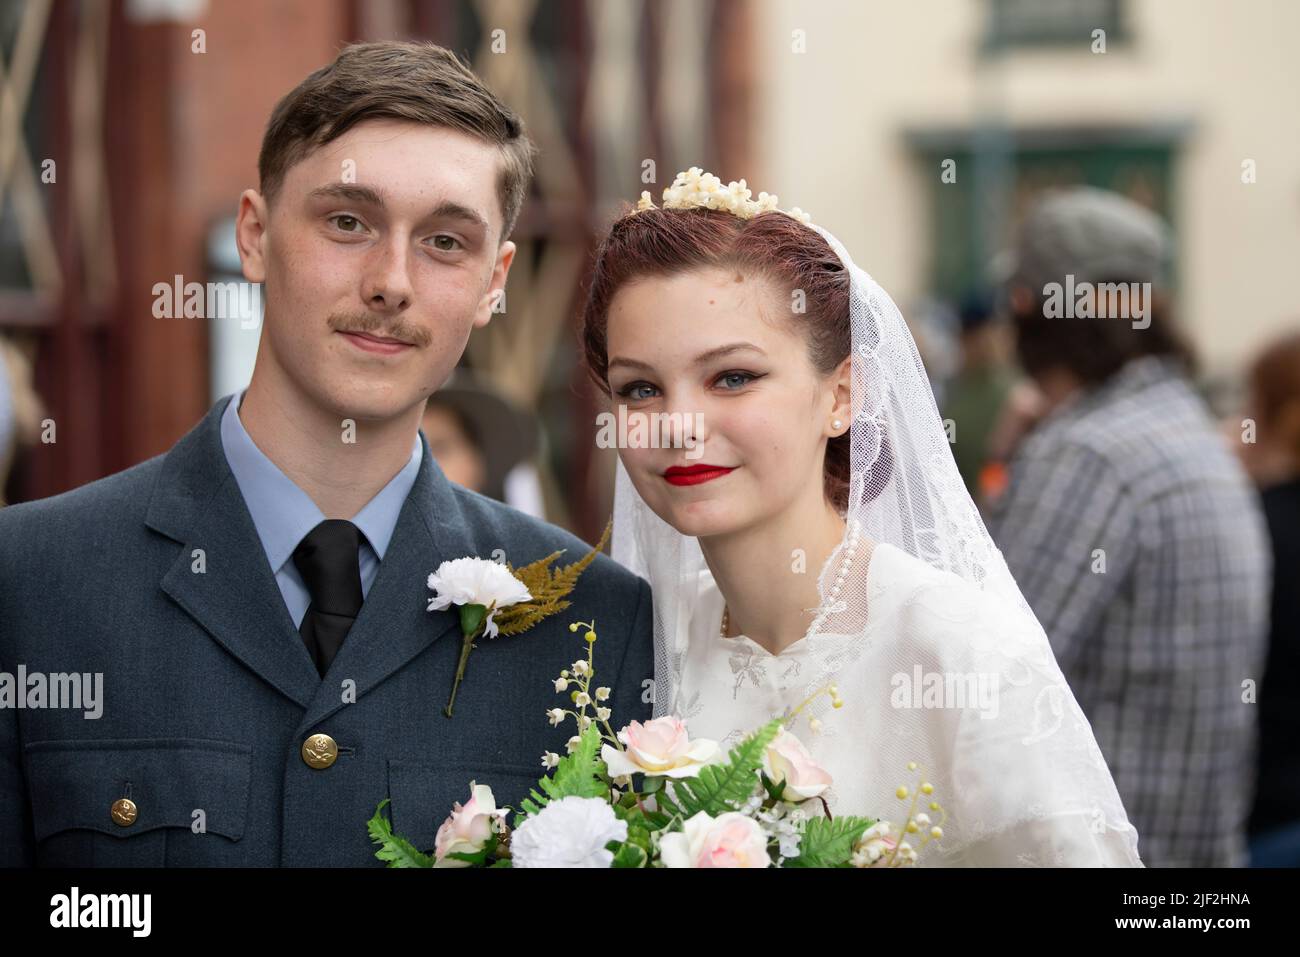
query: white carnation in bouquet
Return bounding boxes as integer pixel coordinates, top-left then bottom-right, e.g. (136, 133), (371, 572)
(510, 796), (628, 868)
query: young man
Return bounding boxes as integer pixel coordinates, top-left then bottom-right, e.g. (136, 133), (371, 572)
(0, 41), (653, 867)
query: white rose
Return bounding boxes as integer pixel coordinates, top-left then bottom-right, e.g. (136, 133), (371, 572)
(763, 728), (833, 801)
(433, 783), (502, 867)
(601, 716), (720, 780)
(659, 811), (770, 868)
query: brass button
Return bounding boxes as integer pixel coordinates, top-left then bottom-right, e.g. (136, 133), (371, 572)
(111, 797), (138, 826)
(301, 732), (338, 769)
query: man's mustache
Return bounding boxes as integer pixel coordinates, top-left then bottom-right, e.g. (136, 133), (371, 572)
(328, 312), (431, 348)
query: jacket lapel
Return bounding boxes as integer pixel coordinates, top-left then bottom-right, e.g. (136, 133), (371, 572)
(146, 394), (474, 721)
(148, 396), (321, 709)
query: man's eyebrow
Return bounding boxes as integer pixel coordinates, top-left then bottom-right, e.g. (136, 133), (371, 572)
(306, 184), (490, 231)
(308, 183), (386, 206)
(608, 342), (767, 373)
(423, 199), (490, 232)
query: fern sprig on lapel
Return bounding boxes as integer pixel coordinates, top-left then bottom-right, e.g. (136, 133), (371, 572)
(428, 518), (612, 717)
(490, 519), (611, 637)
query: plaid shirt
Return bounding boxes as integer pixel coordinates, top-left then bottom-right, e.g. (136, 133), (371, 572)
(986, 355), (1271, 867)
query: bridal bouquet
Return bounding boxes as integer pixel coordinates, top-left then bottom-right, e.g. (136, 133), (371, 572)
(369, 621), (945, 868)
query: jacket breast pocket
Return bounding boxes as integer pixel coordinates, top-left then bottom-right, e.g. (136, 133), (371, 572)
(385, 758), (542, 859)
(24, 737), (252, 867)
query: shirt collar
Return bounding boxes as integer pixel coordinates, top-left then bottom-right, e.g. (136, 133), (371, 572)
(1115, 354), (1184, 389)
(219, 390), (422, 574)
(1040, 354), (1186, 432)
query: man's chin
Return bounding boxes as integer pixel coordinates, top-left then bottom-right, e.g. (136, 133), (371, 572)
(310, 379), (424, 425)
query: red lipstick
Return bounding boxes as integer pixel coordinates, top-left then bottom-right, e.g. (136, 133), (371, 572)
(663, 464), (736, 487)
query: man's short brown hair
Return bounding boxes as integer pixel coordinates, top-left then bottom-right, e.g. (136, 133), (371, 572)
(257, 40), (537, 241)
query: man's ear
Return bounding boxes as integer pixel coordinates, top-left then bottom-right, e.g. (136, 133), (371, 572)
(473, 239), (517, 328)
(236, 189), (270, 284)
(1008, 283), (1034, 316)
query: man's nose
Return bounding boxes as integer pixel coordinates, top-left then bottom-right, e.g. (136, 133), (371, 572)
(363, 239), (413, 312)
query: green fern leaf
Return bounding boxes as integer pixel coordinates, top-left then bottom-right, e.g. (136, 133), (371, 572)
(786, 815), (877, 868)
(367, 799), (434, 868)
(669, 718), (783, 817)
(511, 725), (608, 828)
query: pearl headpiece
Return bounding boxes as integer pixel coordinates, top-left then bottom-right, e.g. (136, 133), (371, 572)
(632, 166), (812, 226)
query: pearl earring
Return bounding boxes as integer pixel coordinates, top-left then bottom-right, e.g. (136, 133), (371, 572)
(832, 419), (843, 430)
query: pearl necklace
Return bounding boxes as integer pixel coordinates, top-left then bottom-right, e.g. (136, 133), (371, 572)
(719, 518), (862, 641)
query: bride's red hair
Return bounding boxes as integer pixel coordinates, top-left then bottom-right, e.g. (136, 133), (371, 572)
(579, 205), (856, 512)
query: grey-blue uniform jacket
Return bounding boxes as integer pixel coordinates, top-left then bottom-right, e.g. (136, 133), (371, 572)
(0, 396), (654, 866)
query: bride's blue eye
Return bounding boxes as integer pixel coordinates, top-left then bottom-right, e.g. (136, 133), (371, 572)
(615, 382), (659, 401)
(716, 371), (759, 390)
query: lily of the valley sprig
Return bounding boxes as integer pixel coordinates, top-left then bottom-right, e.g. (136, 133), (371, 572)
(429, 519), (612, 717)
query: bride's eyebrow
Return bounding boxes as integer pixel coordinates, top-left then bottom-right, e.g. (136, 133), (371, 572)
(690, 342), (766, 366)
(608, 357), (650, 374)
(608, 342), (766, 374)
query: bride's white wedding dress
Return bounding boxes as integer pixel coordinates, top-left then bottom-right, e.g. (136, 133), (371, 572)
(674, 541), (1143, 867)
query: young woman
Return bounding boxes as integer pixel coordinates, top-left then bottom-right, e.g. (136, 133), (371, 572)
(583, 169), (1142, 866)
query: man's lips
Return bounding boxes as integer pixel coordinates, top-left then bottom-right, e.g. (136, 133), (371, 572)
(338, 330), (414, 355)
(663, 464), (736, 487)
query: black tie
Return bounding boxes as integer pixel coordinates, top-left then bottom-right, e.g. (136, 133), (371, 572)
(292, 519), (364, 677)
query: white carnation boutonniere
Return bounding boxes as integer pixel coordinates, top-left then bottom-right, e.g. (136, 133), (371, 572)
(427, 558), (533, 639)
(428, 519), (612, 717)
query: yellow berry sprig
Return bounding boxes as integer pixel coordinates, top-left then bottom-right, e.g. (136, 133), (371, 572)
(784, 682), (845, 735)
(883, 764), (947, 866)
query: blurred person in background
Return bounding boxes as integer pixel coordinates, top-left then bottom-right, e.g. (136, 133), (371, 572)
(985, 186), (1271, 867)
(0, 335), (44, 508)
(1236, 330), (1300, 866)
(940, 292), (1018, 501)
(421, 368), (545, 518)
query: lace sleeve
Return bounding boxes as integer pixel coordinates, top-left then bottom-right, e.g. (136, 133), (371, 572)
(939, 813), (1143, 867)
(944, 629), (1143, 866)
(902, 568), (1144, 867)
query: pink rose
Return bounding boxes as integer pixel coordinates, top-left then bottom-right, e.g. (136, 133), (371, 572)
(433, 782), (502, 867)
(602, 716), (719, 779)
(659, 811), (771, 868)
(764, 728), (833, 801)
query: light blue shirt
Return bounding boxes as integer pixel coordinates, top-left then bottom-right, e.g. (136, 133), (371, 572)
(219, 390), (423, 629)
